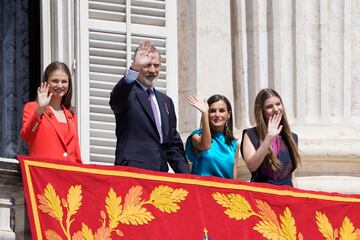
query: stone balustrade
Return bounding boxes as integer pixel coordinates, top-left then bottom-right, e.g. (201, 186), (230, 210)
(0, 158), (30, 240)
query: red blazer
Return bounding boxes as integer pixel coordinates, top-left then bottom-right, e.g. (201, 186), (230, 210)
(20, 102), (82, 163)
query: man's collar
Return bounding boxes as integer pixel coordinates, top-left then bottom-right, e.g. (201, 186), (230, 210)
(136, 80), (154, 92)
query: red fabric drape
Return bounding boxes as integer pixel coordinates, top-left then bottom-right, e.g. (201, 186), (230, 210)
(18, 155), (360, 240)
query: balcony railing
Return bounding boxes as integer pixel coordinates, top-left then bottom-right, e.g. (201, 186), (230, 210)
(0, 158), (30, 240)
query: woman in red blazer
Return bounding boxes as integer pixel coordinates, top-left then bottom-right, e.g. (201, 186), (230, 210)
(21, 61), (82, 163)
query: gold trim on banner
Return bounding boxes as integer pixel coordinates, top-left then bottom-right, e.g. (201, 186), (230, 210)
(23, 159), (360, 203)
(24, 162), (44, 240)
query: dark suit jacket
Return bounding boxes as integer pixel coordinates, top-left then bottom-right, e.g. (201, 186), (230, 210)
(20, 102), (82, 163)
(109, 77), (190, 173)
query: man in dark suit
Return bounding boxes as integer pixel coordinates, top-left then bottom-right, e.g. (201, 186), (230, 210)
(109, 41), (190, 173)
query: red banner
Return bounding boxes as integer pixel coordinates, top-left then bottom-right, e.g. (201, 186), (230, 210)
(18, 155), (360, 240)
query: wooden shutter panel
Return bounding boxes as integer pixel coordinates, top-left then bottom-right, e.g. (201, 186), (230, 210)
(79, 0), (175, 164)
(89, 30), (126, 163)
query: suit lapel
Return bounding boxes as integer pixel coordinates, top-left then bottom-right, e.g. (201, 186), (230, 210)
(45, 107), (67, 149)
(63, 108), (76, 145)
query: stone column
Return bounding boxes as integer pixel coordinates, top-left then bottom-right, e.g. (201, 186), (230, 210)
(292, 0), (360, 176)
(230, 0), (360, 178)
(13, 191), (30, 240)
(268, 0), (295, 121)
(246, 0), (269, 124)
(231, 0), (250, 129)
(0, 198), (15, 240)
(178, 0), (233, 133)
(177, 0), (198, 133)
(295, 0), (321, 124)
(352, 0), (360, 120)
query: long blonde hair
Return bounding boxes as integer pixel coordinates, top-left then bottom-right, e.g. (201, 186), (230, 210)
(254, 88), (300, 170)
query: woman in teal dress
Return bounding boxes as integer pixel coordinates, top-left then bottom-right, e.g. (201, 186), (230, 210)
(185, 94), (239, 179)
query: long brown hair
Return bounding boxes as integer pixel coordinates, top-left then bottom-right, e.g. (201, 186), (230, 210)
(42, 61), (74, 113)
(207, 94), (236, 145)
(254, 88), (300, 170)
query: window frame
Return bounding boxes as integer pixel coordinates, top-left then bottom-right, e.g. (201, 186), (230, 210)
(75, 0), (178, 164)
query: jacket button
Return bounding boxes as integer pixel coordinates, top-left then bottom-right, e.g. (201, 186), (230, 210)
(63, 152), (68, 157)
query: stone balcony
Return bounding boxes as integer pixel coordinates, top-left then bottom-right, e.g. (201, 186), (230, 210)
(0, 158), (30, 240)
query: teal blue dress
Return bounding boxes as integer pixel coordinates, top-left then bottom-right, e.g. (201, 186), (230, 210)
(185, 129), (238, 179)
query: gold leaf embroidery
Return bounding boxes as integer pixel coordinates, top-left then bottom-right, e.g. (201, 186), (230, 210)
(316, 211), (335, 240)
(62, 198), (68, 208)
(316, 212), (360, 240)
(120, 204), (154, 225)
(340, 217), (357, 240)
(298, 232), (304, 240)
(256, 199), (279, 227)
(67, 185), (82, 217)
(212, 192), (232, 208)
(94, 226), (112, 240)
(38, 184), (83, 240)
(71, 231), (82, 240)
(38, 184), (188, 239)
(124, 186), (143, 209)
(355, 229), (360, 240)
(115, 229), (124, 237)
(212, 193), (253, 220)
(38, 195), (52, 216)
(105, 188), (122, 229)
(171, 188), (189, 203)
(45, 229), (64, 240)
(150, 185), (188, 213)
(38, 183), (63, 221)
(213, 193), (301, 239)
(253, 220), (286, 240)
(82, 223), (94, 240)
(279, 207), (297, 240)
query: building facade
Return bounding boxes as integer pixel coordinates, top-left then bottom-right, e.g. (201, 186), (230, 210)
(1, 0), (360, 238)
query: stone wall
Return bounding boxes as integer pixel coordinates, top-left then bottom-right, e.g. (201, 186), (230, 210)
(178, 0), (360, 179)
(2, 1), (360, 237)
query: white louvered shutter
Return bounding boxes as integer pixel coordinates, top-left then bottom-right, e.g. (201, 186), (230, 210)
(78, 0), (177, 164)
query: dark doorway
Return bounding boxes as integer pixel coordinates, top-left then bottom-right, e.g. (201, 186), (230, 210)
(0, 0), (40, 158)
(29, 0), (41, 101)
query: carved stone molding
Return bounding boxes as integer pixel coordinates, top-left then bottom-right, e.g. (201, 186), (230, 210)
(0, 158), (30, 239)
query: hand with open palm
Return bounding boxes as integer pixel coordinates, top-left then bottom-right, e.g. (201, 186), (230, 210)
(188, 96), (209, 114)
(131, 41), (155, 71)
(36, 82), (52, 115)
(267, 114), (283, 139)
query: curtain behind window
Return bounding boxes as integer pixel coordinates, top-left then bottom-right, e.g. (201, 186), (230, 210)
(0, 0), (29, 158)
